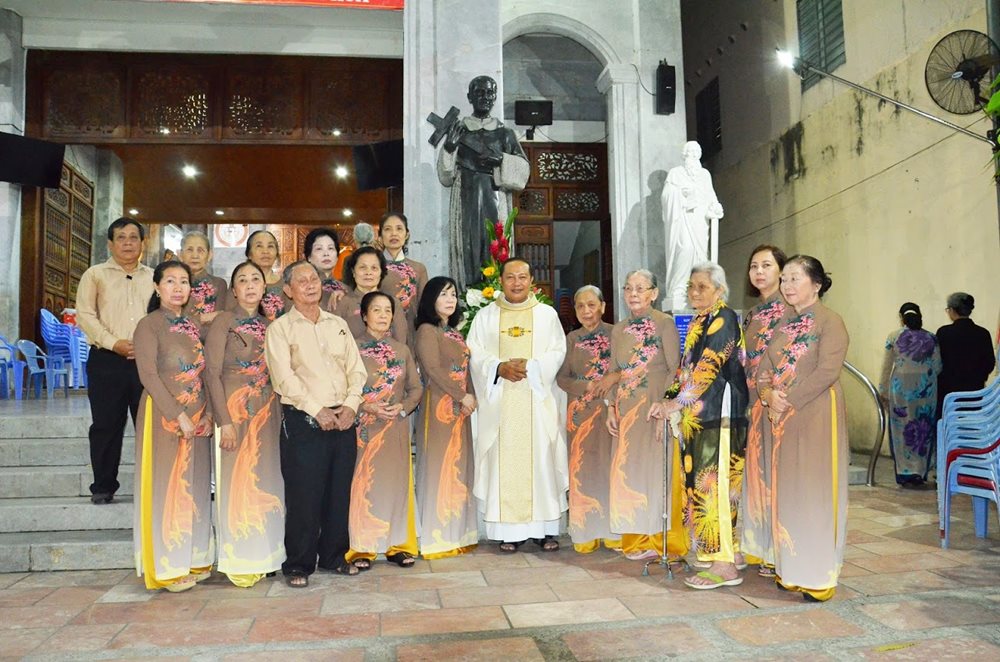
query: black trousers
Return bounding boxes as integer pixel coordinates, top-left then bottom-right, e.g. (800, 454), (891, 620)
(279, 405), (357, 576)
(86, 348), (143, 496)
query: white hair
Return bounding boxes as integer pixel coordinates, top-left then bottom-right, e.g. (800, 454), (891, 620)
(353, 223), (375, 247)
(573, 284), (604, 302)
(690, 261), (729, 301)
(625, 269), (658, 289)
(181, 230), (210, 249)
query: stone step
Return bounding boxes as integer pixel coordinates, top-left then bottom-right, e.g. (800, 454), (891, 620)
(0, 437), (135, 467)
(0, 530), (133, 572)
(0, 465), (134, 499)
(0, 496), (133, 533)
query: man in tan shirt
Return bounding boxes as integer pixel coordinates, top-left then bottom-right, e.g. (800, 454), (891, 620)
(265, 260), (367, 587)
(76, 218), (154, 505)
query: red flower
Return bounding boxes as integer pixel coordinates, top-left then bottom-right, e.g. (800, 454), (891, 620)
(498, 247), (509, 262)
(490, 240), (500, 257)
(494, 221), (504, 236)
(499, 236), (509, 250)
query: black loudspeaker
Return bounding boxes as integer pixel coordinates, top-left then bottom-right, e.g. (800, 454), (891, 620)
(655, 61), (676, 115)
(0, 132), (66, 188)
(514, 100), (553, 126)
(352, 139), (403, 191)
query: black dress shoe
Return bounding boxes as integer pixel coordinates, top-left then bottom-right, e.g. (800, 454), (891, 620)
(90, 493), (114, 504)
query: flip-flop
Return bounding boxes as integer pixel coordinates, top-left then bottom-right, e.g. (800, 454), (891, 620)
(284, 573), (309, 588)
(386, 552), (416, 567)
(758, 565), (776, 578)
(531, 537), (560, 552)
(691, 559), (749, 571)
(499, 541), (524, 553)
(164, 576), (197, 593)
(625, 549), (660, 561)
(352, 558), (372, 571)
(684, 571), (744, 590)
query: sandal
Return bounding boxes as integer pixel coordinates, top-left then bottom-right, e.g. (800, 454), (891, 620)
(758, 565), (776, 578)
(625, 549), (660, 561)
(499, 541), (524, 553)
(352, 558), (372, 572)
(334, 563), (360, 576)
(684, 571), (744, 590)
(284, 573), (309, 588)
(692, 559), (749, 571)
(164, 575), (197, 593)
(532, 537), (559, 552)
(386, 552), (416, 568)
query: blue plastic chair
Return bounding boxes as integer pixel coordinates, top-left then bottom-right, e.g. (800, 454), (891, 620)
(936, 377), (1000, 548)
(0, 335), (25, 400)
(15, 339), (69, 399)
(39, 309), (89, 388)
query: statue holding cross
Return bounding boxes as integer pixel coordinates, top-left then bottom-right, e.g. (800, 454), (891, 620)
(428, 75), (530, 290)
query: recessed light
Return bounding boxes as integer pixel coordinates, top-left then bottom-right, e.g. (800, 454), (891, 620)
(343, 209), (353, 218)
(160, 127), (170, 135)
(334, 166), (349, 179)
(182, 165), (199, 179)
(214, 210), (224, 216)
(128, 208), (139, 215)
(332, 129), (342, 137)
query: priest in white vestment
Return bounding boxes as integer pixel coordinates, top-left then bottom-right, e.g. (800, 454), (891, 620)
(467, 259), (568, 552)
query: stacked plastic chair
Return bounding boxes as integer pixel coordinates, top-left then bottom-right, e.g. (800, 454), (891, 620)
(39, 309), (90, 388)
(0, 334), (26, 400)
(16, 339), (70, 399)
(936, 377), (1000, 548)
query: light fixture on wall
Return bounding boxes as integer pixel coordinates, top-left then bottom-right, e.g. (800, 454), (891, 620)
(343, 209), (353, 218)
(775, 48), (993, 146)
(334, 165), (349, 179)
(128, 208), (139, 216)
(215, 210), (224, 216)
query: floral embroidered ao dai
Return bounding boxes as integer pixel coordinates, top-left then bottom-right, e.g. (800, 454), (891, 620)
(204, 310), (285, 586)
(740, 294), (785, 568)
(413, 324), (479, 558)
(758, 302), (849, 600)
(133, 311), (214, 589)
(382, 257), (429, 333)
(556, 322), (619, 553)
(878, 327), (941, 485)
(347, 334), (423, 561)
(333, 288), (410, 345)
(608, 310), (688, 556)
(184, 272), (228, 321)
(674, 300), (748, 565)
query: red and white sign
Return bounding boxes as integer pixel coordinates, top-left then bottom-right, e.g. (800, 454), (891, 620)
(214, 224), (250, 248)
(164, 0), (403, 9)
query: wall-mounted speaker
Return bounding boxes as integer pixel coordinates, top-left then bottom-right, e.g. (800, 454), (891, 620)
(514, 100), (553, 127)
(352, 139), (403, 191)
(0, 132), (66, 188)
(655, 61), (676, 116)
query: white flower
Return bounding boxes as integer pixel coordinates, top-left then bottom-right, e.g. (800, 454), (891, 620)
(491, 289), (502, 299)
(465, 289), (484, 307)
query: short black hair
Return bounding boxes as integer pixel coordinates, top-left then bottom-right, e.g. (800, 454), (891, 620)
(360, 290), (395, 321)
(303, 227), (340, 260)
(343, 245), (387, 290)
(379, 212), (408, 234)
(746, 244), (787, 298)
(500, 257), (532, 278)
(899, 302), (923, 330)
(416, 276), (462, 329)
(147, 260), (192, 313)
(107, 217), (145, 241)
(229, 261), (268, 317)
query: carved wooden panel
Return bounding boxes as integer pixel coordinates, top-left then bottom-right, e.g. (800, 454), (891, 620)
(536, 151), (600, 182)
(29, 51), (402, 145)
(134, 69), (212, 139)
(518, 189), (549, 217)
(44, 68), (126, 138)
(226, 65), (302, 139)
(38, 162), (94, 318)
(554, 190), (601, 215)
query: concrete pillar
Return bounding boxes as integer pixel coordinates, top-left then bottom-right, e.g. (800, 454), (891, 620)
(0, 9), (24, 338)
(403, 0), (504, 280)
(92, 149), (124, 264)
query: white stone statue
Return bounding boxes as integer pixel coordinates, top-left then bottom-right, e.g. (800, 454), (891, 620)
(661, 141), (724, 310)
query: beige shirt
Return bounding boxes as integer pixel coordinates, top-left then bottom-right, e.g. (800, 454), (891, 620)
(264, 305), (367, 418)
(76, 258), (155, 351)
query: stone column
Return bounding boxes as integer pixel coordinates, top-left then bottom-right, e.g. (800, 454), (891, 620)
(403, 0), (503, 281)
(596, 64), (643, 314)
(92, 148), (125, 265)
(0, 10), (24, 338)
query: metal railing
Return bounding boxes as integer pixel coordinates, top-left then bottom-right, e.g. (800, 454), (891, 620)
(842, 361), (886, 487)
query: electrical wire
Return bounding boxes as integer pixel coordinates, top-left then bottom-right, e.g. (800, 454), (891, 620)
(631, 63), (657, 96)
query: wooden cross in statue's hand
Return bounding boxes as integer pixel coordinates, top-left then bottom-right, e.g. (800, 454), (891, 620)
(427, 106), (461, 147)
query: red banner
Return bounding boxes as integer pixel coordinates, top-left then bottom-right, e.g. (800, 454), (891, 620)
(164, 0), (403, 9)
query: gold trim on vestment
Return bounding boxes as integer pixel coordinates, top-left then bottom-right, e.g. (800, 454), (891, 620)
(497, 303), (535, 523)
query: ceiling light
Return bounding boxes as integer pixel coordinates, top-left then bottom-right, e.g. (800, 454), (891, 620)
(332, 129), (342, 137)
(182, 164), (199, 179)
(334, 165), (349, 179)
(128, 208), (139, 215)
(343, 209), (353, 218)
(214, 210), (224, 216)
(160, 127), (170, 135)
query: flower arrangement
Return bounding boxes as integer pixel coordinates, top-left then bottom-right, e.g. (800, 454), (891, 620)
(459, 208), (553, 336)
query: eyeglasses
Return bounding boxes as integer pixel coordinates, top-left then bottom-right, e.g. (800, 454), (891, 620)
(623, 286), (653, 294)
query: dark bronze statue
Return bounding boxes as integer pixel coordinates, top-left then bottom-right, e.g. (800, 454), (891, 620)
(428, 76), (529, 289)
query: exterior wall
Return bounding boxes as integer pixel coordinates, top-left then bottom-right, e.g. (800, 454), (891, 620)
(0, 8), (24, 339)
(682, 0), (1000, 452)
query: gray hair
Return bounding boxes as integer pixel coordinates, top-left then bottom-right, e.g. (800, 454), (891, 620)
(353, 222), (375, 247)
(573, 285), (604, 302)
(690, 261), (729, 301)
(282, 260), (322, 286)
(946, 292), (975, 317)
(181, 230), (210, 249)
(624, 269), (658, 289)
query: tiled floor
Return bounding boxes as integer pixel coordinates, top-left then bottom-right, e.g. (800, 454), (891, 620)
(2, 473), (999, 661)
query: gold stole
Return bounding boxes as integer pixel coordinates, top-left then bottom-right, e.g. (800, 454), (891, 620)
(497, 301), (536, 523)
